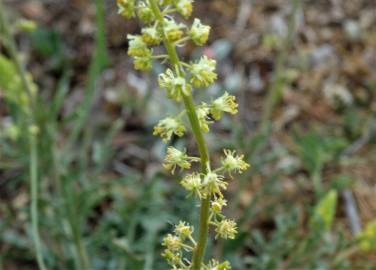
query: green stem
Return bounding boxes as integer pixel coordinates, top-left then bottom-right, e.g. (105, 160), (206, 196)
(148, 0), (211, 268)
(30, 134), (47, 270)
(259, 0), (300, 133)
(0, 1), (46, 269)
(0, 0), (35, 110)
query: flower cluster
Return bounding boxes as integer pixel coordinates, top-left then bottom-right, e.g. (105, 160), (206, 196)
(117, 0), (250, 269)
(162, 222), (195, 269)
(215, 219), (237, 239)
(189, 56), (217, 88)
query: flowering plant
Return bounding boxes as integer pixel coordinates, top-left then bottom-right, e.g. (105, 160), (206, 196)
(117, 0), (250, 269)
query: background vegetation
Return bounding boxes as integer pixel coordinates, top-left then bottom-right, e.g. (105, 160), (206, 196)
(1, 0), (376, 269)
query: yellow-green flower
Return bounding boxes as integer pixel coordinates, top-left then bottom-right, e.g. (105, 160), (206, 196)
(174, 221), (193, 239)
(136, 1), (155, 23)
(211, 92), (238, 120)
(196, 105), (211, 133)
(127, 34), (151, 57)
(158, 69), (192, 101)
(153, 117), (186, 142)
(211, 198), (227, 213)
(202, 172), (227, 196)
(142, 26), (162, 46)
(162, 234), (182, 251)
(161, 249), (182, 266)
(189, 56), (217, 88)
(189, 18), (210, 46)
(221, 149), (250, 176)
(133, 52), (153, 71)
(174, 0), (193, 18)
(117, 0), (135, 18)
(163, 147), (199, 174)
(180, 173), (202, 197)
(163, 18), (185, 42)
(215, 219), (237, 239)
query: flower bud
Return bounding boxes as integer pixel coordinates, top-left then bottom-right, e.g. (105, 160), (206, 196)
(163, 18), (185, 42)
(161, 249), (181, 265)
(142, 26), (162, 46)
(174, 0), (193, 18)
(117, 0), (135, 18)
(133, 54), (153, 71)
(162, 234), (182, 251)
(211, 92), (238, 120)
(127, 35), (151, 57)
(189, 18), (210, 46)
(211, 198), (227, 213)
(189, 56), (217, 88)
(136, 2), (155, 23)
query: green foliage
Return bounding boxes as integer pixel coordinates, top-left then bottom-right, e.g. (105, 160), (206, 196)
(295, 131), (347, 192)
(357, 219), (376, 252)
(310, 190), (338, 231)
(243, 205), (356, 270)
(296, 132), (347, 176)
(0, 54), (36, 108)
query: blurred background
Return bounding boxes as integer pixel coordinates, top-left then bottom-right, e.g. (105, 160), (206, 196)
(1, 0), (376, 269)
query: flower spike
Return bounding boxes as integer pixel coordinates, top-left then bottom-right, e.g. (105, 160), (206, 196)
(117, 0), (250, 268)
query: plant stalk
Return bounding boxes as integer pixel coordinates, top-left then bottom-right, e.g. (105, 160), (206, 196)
(259, 0), (300, 133)
(0, 1), (46, 269)
(148, 0), (211, 268)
